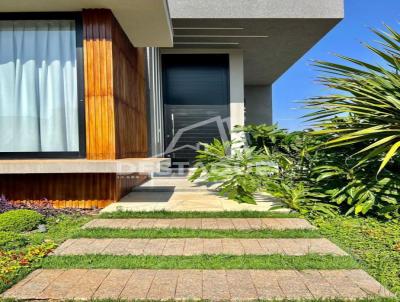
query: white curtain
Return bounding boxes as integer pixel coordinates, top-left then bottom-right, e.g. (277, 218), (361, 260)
(0, 20), (79, 152)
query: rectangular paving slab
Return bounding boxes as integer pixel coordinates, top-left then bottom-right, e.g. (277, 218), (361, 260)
(53, 238), (347, 256)
(83, 218), (316, 230)
(2, 269), (394, 301)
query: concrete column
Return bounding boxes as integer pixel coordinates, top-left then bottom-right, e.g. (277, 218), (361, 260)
(229, 51), (245, 144)
(244, 85), (273, 125)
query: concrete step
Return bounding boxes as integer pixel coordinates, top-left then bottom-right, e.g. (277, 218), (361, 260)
(134, 177), (214, 192)
(3, 269), (394, 300)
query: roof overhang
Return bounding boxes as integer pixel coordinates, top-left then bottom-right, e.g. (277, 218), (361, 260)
(167, 0), (344, 85)
(0, 0), (173, 47)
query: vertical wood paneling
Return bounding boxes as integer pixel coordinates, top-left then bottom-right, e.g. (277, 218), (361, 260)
(83, 9), (116, 160)
(112, 14), (148, 159)
(0, 173), (149, 209)
(83, 9), (148, 160)
(0, 174), (115, 209)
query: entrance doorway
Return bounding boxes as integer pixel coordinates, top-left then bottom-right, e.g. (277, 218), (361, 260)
(162, 54), (230, 166)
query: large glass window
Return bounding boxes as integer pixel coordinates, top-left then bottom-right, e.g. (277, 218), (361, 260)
(0, 15), (83, 157)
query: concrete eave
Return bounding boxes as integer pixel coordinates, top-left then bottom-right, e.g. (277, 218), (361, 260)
(0, 158), (171, 174)
(168, 0), (344, 19)
(0, 0), (173, 47)
(167, 0), (344, 85)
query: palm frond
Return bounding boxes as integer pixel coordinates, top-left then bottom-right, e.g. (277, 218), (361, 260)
(304, 25), (400, 173)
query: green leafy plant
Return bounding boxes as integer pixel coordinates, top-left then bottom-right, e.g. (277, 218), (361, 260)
(0, 210), (44, 233)
(191, 122), (400, 218)
(0, 241), (55, 286)
(264, 181), (337, 217)
(189, 138), (231, 181)
(237, 124), (312, 158)
(191, 141), (277, 204)
(305, 25), (400, 174)
(0, 232), (28, 250)
(313, 163), (400, 218)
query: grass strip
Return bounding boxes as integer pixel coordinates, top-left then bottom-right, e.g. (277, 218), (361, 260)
(313, 216), (400, 296)
(99, 210), (298, 219)
(42, 254), (358, 270)
(73, 228), (321, 239)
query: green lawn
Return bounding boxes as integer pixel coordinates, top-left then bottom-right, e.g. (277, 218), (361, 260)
(99, 210), (298, 219)
(42, 254), (358, 270)
(311, 216), (400, 297)
(74, 227), (321, 239)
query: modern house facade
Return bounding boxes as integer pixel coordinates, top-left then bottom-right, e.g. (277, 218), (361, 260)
(0, 0), (344, 208)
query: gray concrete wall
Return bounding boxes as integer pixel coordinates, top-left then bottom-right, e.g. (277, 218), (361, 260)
(245, 85), (272, 125)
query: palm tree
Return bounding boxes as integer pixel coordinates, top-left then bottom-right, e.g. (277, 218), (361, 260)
(305, 25), (400, 174)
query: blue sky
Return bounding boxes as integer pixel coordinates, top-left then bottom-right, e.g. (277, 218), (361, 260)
(273, 0), (400, 131)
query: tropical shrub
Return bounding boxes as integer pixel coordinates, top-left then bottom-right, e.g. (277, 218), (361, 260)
(311, 149), (400, 218)
(190, 124), (400, 218)
(238, 124), (312, 159)
(189, 138), (231, 181)
(190, 126), (337, 215)
(305, 25), (400, 174)
(0, 210), (44, 233)
(264, 181), (337, 217)
(191, 142), (277, 204)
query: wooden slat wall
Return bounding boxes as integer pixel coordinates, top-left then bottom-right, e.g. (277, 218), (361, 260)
(83, 9), (116, 160)
(0, 173), (149, 209)
(0, 174), (116, 209)
(112, 17), (148, 158)
(83, 9), (148, 160)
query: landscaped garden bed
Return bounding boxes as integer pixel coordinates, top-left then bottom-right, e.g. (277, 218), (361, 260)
(0, 198), (91, 293)
(0, 207), (399, 300)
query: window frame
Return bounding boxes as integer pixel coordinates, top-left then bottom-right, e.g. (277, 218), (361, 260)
(0, 12), (86, 159)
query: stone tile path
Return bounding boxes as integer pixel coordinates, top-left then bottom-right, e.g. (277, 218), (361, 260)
(3, 269), (394, 301)
(53, 238), (347, 256)
(83, 218), (316, 230)
(101, 176), (286, 213)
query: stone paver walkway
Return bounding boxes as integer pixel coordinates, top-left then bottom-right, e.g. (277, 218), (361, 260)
(53, 238), (347, 256)
(101, 175), (286, 213)
(83, 218), (316, 230)
(3, 269), (394, 301)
